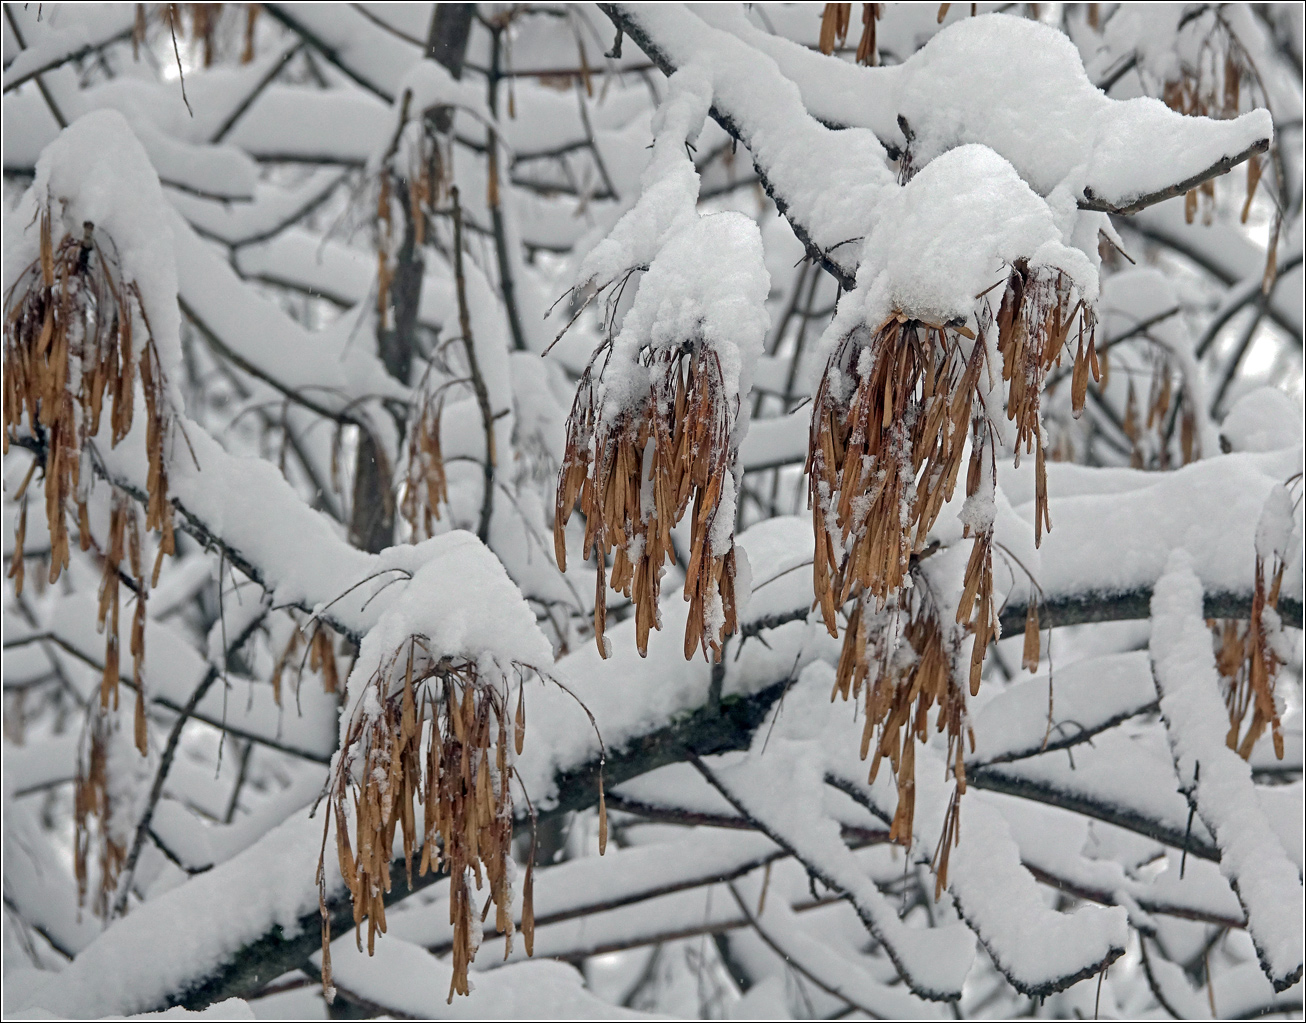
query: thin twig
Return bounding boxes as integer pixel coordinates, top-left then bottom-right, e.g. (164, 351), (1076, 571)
(112, 598), (272, 916)
(450, 186), (498, 543)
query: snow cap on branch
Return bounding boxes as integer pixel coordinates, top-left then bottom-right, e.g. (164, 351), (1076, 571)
(894, 13), (1272, 205)
(849, 144), (1097, 335)
(604, 211), (770, 428)
(342, 531), (552, 725)
(576, 62), (712, 289)
(6, 108), (183, 387)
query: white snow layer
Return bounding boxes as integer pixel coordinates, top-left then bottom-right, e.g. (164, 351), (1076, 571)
(604, 211), (770, 423)
(1149, 551), (1304, 990)
(847, 143), (1096, 330)
(699, 8), (1272, 207)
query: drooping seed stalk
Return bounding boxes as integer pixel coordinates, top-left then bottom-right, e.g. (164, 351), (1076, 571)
(320, 641), (539, 1003)
(555, 338), (740, 661)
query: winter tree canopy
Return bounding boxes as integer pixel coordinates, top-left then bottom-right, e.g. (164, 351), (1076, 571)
(2, 3), (1303, 1020)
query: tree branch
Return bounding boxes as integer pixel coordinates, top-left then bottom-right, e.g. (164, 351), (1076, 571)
(1080, 138), (1271, 216)
(112, 599), (273, 917)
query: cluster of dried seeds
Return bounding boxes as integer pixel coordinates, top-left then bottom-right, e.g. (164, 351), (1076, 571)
(555, 339), (740, 661)
(811, 268), (1092, 877)
(818, 3), (880, 65)
(1153, 17), (1266, 226)
(1116, 352), (1199, 471)
(376, 115), (446, 329)
(399, 388), (449, 541)
(269, 618), (343, 706)
(320, 641), (541, 1003)
(810, 314), (992, 869)
(73, 713), (127, 919)
(996, 262), (1097, 547)
(3, 210), (177, 585)
(808, 314), (983, 629)
(97, 492), (151, 754)
(136, 3), (261, 68)
(5, 208), (181, 914)
(1213, 550), (1289, 761)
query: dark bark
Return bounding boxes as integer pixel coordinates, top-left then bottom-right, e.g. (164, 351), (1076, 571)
(346, 5), (476, 553)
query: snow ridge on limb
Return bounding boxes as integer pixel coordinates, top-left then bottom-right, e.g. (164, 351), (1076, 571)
(693, 747), (977, 1001)
(324, 935), (657, 1020)
(945, 798), (1128, 997)
(602, 3), (894, 288)
(170, 206), (408, 420)
(607, 5), (1270, 293)
(698, 8), (1269, 214)
(821, 708), (1129, 999)
(726, 872), (944, 1019)
(1149, 550), (1304, 991)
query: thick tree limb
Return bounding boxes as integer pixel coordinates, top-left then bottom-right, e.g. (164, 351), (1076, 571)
(740, 587), (1303, 643)
(12, 433), (364, 645)
(129, 568), (1290, 1014)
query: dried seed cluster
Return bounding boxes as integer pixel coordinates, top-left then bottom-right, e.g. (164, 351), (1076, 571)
(5, 212), (174, 586)
(809, 314), (991, 869)
(73, 715), (124, 918)
(320, 641), (538, 1003)
(1157, 21), (1255, 225)
(399, 388), (449, 541)
(555, 340), (740, 661)
(1117, 353), (1200, 471)
(811, 269), (1090, 876)
(1213, 550), (1289, 761)
(72, 708), (149, 918)
(137, 3), (262, 67)
(4, 212), (177, 698)
(808, 314), (982, 632)
(6, 209), (182, 916)
(270, 618), (342, 706)
(996, 263), (1097, 547)
(97, 492), (151, 755)
(376, 124), (446, 329)
(818, 3), (880, 65)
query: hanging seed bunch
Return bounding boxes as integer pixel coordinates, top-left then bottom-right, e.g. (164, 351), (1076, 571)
(1214, 481), (1299, 761)
(1143, 351), (1200, 468)
(1151, 14), (1263, 224)
(398, 385), (449, 541)
(1113, 350), (1198, 470)
(807, 313), (984, 633)
(3, 207), (178, 588)
(5, 211), (179, 770)
(134, 4), (261, 67)
(96, 491), (152, 755)
(837, 588), (973, 863)
(375, 92), (448, 329)
(74, 713), (125, 919)
(320, 640), (540, 1003)
(1212, 561), (1287, 761)
(267, 616), (343, 707)
(818, 4), (880, 65)
(818, 3), (852, 55)
(810, 272), (1087, 874)
(555, 335), (740, 661)
(809, 313), (989, 874)
(995, 261), (1097, 546)
(73, 704), (152, 917)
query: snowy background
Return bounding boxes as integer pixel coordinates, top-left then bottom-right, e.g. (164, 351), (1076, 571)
(2, 3), (1303, 1020)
